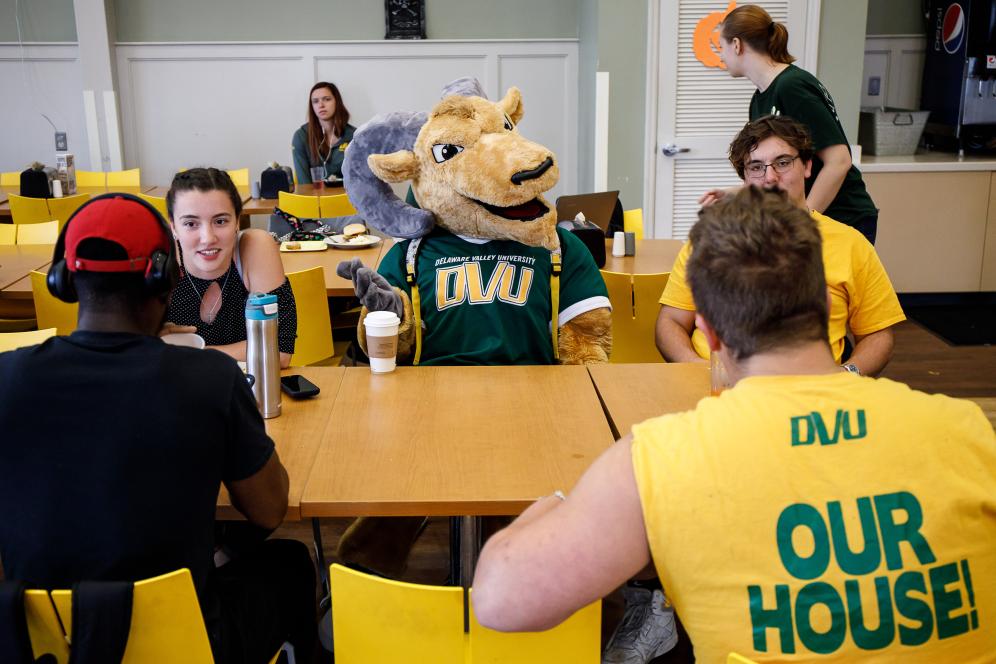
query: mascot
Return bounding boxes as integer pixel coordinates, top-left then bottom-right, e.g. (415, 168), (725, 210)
(334, 78), (612, 578)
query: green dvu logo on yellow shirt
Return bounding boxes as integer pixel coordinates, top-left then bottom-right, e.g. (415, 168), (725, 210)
(791, 410), (867, 446)
(436, 261), (534, 310)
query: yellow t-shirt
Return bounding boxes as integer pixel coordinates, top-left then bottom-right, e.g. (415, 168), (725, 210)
(658, 212), (906, 361)
(631, 372), (996, 662)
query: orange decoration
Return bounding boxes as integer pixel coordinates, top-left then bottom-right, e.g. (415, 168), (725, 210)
(693, 1), (737, 69)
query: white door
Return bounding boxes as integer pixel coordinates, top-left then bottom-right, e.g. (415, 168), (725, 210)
(646, 0), (819, 239)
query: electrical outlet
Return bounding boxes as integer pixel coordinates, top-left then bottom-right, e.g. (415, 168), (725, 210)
(867, 77), (881, 97)
(55, 131), (68, 151)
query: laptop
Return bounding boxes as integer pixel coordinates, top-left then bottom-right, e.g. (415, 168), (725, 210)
(555, 191), (619, 233)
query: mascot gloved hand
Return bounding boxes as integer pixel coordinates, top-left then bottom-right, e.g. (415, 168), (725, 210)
(339, 77), (612, 367)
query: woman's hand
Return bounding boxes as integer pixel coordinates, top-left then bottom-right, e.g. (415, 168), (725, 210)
(159, 322), (197, 337)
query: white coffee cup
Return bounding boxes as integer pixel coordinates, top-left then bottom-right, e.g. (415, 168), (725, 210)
(363, 310), (401, 373)
(612, 231), (625, 257)
(161, 332), (206, 349)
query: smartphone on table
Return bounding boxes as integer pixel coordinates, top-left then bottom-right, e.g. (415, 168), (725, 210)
(280, 374), (321, 399)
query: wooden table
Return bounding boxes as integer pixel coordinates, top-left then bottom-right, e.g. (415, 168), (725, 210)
(588, 362), (709, 438)
(602, 238), (683, 275)
(280, 239), (394, 297)
(301, 365), (616, 518)
(217, 366), (346, 521)
(0, 244), (53, 291)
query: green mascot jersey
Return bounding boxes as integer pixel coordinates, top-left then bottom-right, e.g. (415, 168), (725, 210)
(377, 226), (610, 366)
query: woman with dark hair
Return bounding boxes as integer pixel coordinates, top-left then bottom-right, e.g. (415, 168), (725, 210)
(291, 81), (355, 184)
(162, 167), (297, 367)
(714, 4), (879, 244)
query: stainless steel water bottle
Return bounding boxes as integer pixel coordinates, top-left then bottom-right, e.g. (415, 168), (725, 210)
(245, 292), (281, 418)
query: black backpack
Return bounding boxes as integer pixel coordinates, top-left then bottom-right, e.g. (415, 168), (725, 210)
(20, 164), (55, 198)
(260, 164), (294, 199)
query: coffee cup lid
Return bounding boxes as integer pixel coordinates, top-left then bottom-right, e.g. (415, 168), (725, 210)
(364, 311), (400, 326)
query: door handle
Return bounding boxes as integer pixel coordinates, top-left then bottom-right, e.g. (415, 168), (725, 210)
(662, 143), (690, 157)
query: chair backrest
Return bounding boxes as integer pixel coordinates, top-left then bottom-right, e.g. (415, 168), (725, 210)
(0, 223), (15, 245)
(8, 194), (52, 225)
(17, 220), (59, 245)
(75, 171), (107, 188)
(25, 588), (70, 664)
(30, 270), (78, 336)
(286, 267), (334, 366)
(469, 591), (601, 663)
(623, 208), (644, 240)
(1, 171), (20, 186)
(51, 568), (214, 664)
(330, 564), (465, 664)
(601, 270), (669, 363)
(106, 169), (141, 187)
(319, 193), (356, 217)
(137, 193), (169, 220)
(48, 193), (91, 231)
(278, 191), (321, 218)
(226, 168), (250, 187)
(0, 328), (57, 352)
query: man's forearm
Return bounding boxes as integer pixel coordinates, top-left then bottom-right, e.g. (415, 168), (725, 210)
(848, 329), (894, 376)
(656, 318), (705, 363)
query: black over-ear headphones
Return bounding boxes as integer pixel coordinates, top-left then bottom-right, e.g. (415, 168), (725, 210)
(47, 192), (179, 303)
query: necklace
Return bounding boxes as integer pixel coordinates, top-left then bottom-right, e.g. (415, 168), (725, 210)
(187, 266), (232, 325)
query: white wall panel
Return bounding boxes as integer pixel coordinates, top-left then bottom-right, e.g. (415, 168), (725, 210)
(0, 44), (92, 171)
(863, 35), (925, 111)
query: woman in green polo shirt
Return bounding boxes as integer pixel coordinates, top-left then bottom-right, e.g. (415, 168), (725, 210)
(291, 81), (356, 185)
(718, 5), (879, 244)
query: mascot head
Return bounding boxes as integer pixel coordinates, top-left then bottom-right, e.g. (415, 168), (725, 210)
(343, 77), (560, 251)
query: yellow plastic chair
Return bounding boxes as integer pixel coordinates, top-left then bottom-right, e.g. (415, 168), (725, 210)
(0, 327), (57, 352)
(137, 193), (169, 219)
(0, 223), (15, 244)
(17, 220), (59, 245)
(30, 270), (77, 336)
(330, 563), (465, 664)
(25, 589), (70, 664)
(47, 193), (90, 230)
(286, 267), (334, 366)
(75, 170), (107, 187)
(728, 654), (758, 664)
(278, 191), (321, 218)
(226, 168), (250, 187)
(51, 569), (213, 664)
(319, 193), (356, 217)
(8, 194), (52, 225)
(469, 590), (601, 663)
(1, 171), (20, 186)
(601, 270), (669, 363)
(106, 168), (141, 187)
(623, 208), (644, 240)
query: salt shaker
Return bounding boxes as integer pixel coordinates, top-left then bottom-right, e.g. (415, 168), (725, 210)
(245, 293), (281, 418)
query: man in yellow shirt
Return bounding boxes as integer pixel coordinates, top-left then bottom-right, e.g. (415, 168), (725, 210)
(472, 188), (996, 662)
(656, 116), (905, 376)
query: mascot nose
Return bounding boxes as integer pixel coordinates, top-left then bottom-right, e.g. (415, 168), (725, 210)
(511, 156), (554, 185)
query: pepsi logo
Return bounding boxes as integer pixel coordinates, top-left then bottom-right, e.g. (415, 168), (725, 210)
(942, 3), (965, 54)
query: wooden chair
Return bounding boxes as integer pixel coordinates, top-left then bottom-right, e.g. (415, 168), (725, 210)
(24, 588), (70, 664)
(30, 270), (78, 336)
(8, 194), (52, 225)
(16, 220), (59, 244)
(138, 193), (169, 219)
(469, 590), (601, 663)
(47, 193), (90, 230)
(286, 267), (334, 366)
(278, 191), (320, 218)
(623, 208), (644, 240)
(330, 564), (466, 664)
(0, 327), (57, 352)
(319, 193), (356, 217)
(106, 168), (141, 187)
(1, 171), (20, 186)
(601, 270), (669, 363)
(0, 223), (15, 245)
(75, 170), (107, 187)
(226, 168), (250, 187)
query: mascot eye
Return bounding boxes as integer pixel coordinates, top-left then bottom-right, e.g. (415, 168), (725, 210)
(431, 143), (464, 163)
(503, 117), (514, 131)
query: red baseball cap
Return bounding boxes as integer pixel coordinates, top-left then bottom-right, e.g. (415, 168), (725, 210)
(64, 195), (171, 273)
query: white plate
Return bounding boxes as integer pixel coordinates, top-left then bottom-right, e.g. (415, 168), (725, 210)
(280, 240), (328, 252)
(325, 234), (382, 249)
(161, 332), (205, 349)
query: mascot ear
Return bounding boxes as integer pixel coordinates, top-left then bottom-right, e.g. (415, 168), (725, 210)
(500, 87), (524, 126)
(368, 150), (419, 183)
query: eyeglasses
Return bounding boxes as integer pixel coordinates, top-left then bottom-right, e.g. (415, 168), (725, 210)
(744, 155), (799, 179)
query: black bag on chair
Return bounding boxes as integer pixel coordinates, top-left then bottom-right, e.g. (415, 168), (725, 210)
(259, 164), (294, 199)
(20, 164), (56, 198)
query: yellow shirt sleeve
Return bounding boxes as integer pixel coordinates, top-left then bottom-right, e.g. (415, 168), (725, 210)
(658, 241), (694, 310)
(847, 236), (907, 336)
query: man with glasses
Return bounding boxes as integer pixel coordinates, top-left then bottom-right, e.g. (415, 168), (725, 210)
(656, 115), (905, 377)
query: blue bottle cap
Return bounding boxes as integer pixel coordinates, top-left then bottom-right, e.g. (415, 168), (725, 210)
(245, 292), (278, 320)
